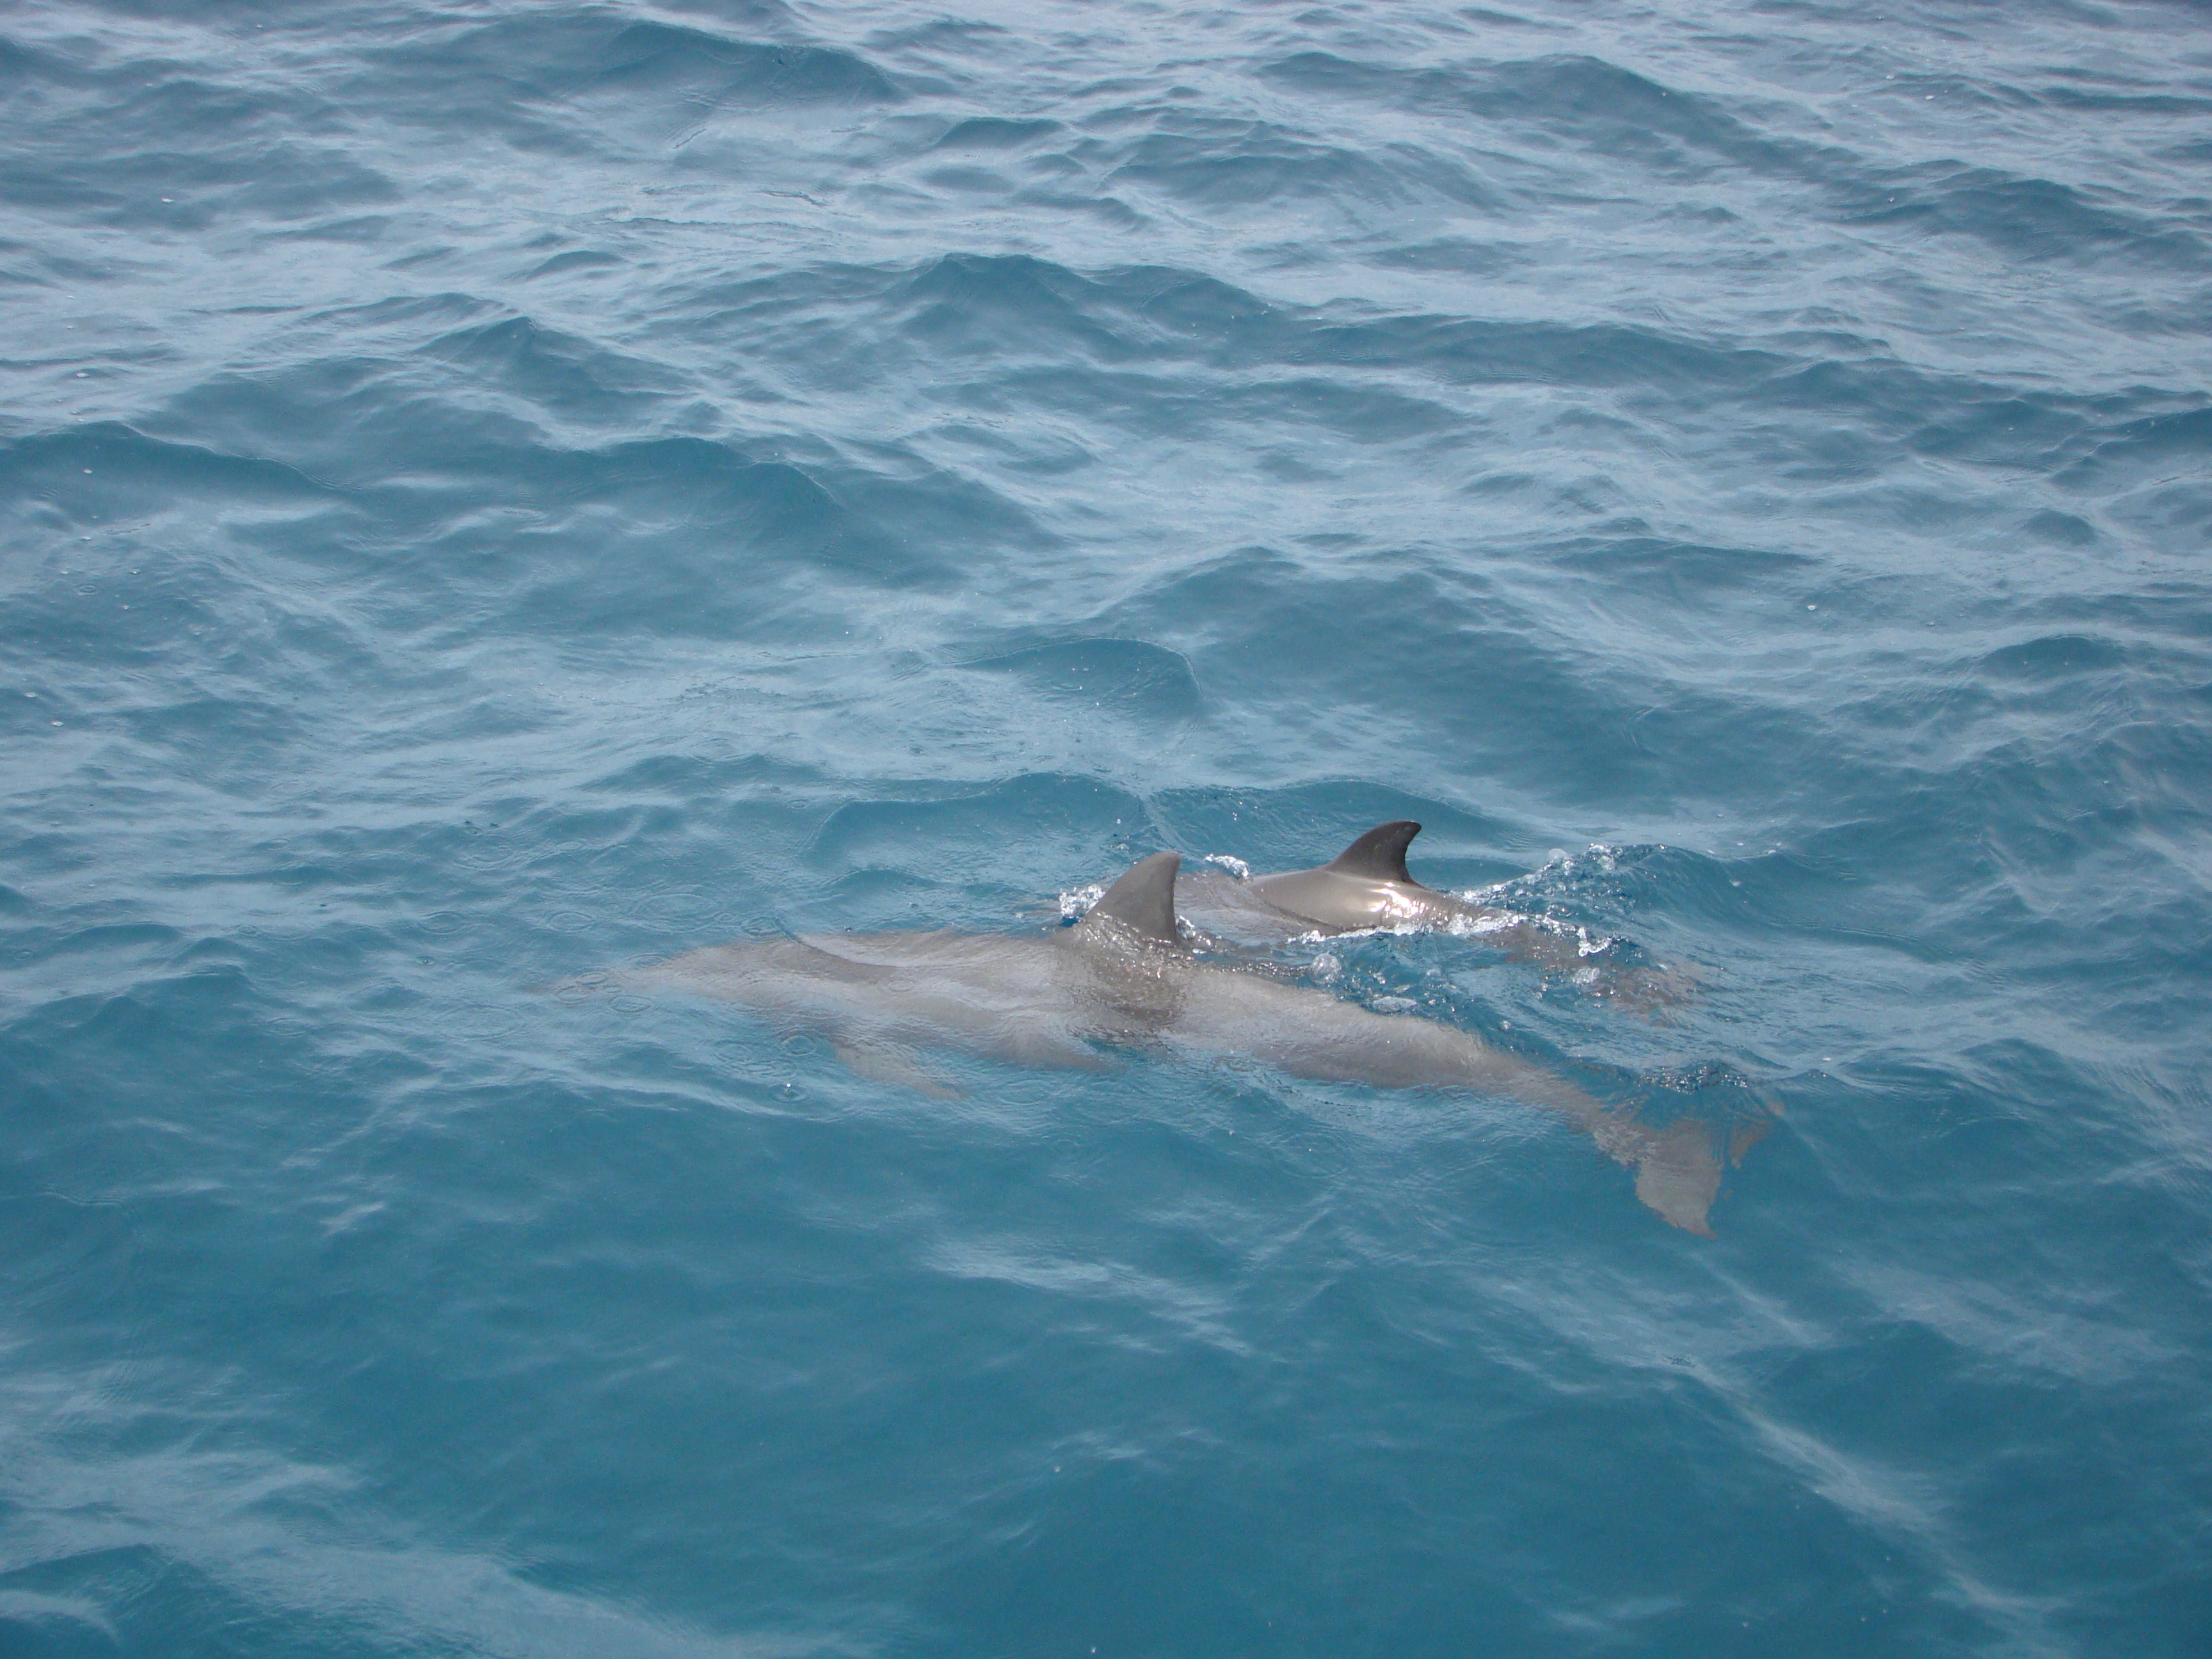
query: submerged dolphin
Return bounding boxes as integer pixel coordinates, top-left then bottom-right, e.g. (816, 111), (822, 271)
(1178, 821), (1699, 1009)
(634, 851), (1743, 1233)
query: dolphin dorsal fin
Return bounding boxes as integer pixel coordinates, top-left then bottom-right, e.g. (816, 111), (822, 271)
(1077, 851), (1183, 945)
(1327, 821), (1420, 883)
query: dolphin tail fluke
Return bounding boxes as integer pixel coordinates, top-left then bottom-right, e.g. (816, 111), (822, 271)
(1327, 821), (1420, 883)
(1630, 1118), (1724, 1237)
(1729, 1116), (1775, 1166)
(1589, 1109), (1726, 1235)
(1076, 851), (1183, 944)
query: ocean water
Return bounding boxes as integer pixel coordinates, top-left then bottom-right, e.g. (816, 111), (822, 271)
(3, 0), (2209, 1653)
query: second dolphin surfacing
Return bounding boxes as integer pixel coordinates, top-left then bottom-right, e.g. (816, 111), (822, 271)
(638, 853), (1750, 1233)
(1179, 821), (1703, 1011)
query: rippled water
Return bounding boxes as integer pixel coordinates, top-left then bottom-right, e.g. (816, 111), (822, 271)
(4, 1), (2209, 1653)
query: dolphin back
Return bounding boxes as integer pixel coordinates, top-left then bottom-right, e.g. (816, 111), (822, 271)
(1246, 821), (1445, 930)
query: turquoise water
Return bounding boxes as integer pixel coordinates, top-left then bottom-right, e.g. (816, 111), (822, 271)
(4, 1), (2210, 1653)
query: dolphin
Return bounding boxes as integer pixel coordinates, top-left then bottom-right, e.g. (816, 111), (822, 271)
(1175, 821), (1699, 1010)
(632, 851), (1741, 1233)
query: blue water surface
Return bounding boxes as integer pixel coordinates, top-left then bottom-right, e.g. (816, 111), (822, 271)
(3, 1), (2210, 1654)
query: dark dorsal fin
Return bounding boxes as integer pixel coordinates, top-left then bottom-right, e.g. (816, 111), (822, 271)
(1077, 851), (1183, 945)
(1327, 821), (1420, 883)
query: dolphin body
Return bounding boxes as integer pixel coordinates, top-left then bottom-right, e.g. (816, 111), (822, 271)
(636, 851), (1735, 1233)
(1176, 822), (1699, 1009)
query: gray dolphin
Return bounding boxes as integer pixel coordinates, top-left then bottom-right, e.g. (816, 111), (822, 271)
(1179, 822), (1699, 1010)
(633, 851), (1738, 1233)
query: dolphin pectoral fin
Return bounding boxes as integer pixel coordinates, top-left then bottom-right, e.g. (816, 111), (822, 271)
(831, 1039), (963, 1100)
(792, 938), (907, 981)
(1001, 1030), (1114, 1071)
